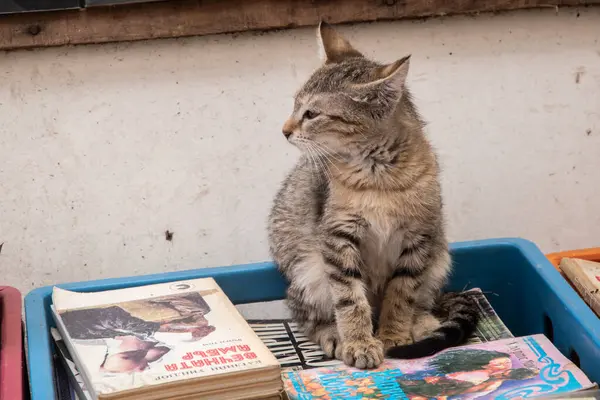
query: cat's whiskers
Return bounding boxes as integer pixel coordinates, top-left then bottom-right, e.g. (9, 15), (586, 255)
(314, 151), (334, 183)
(299, 138), (331, 182)
(307, 141), (336, 177)
(306, 142), (334, 182)
(311, 141), (342, 162)
(301, 140), (321, 179)
(309, 142), (340, 177)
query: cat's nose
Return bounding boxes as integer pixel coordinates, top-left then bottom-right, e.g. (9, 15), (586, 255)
(282, 119), (296, 139)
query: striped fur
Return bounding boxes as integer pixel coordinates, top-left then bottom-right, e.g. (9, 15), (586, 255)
(268, 22), (477, 368)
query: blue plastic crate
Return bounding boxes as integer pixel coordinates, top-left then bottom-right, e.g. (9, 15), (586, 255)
(24, 238), (600, 399)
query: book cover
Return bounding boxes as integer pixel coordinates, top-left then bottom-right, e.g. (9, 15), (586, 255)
(249, 288), (513, 372)
(52, 278), (281, 399)
(283, 335), (593, 400)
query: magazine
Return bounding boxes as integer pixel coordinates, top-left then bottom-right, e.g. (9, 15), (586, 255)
(284, 334), (594, 400)
(248, 320), (341, 372)
(51, 278), (282, 400)
(466, 288), (513, 344)
(249, 288), (512, 371)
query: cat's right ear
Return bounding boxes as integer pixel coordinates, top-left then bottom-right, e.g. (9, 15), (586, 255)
(317, 21), (363, 64)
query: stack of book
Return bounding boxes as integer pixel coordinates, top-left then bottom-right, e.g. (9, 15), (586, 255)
(51, 278), (283, 400)
(51, 281), (597, 400)
(559, 257), (600, 317)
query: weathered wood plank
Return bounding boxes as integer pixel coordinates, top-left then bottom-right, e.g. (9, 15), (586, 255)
(0, 0), (597, 50)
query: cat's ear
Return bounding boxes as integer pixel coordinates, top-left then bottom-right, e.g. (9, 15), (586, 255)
(374, 55), (410, 90)
(317, 21), (363, 63)
(348, 55), (411, 117)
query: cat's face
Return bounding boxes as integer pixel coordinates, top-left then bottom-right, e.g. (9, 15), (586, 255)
(282, 22), (411, 157)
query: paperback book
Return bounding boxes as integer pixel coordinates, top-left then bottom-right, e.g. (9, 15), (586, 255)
(51, 278), (283, 400)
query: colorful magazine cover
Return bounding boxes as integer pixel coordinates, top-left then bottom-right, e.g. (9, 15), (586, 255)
(249, 288), (513, 372)
(284, 335), (593, 400)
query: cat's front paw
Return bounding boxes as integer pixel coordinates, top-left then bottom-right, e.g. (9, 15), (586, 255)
(341, 337), (384, 369)
(377, 330), (413, 351)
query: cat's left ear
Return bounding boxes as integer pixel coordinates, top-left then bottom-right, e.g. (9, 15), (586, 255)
(349, 55), (411, 116)
(374, 55), (410, 92)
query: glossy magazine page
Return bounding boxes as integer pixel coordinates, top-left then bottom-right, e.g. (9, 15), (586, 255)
(284, 335), (593, 400)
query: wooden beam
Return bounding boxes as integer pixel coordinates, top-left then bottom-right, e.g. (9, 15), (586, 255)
(0, 0), (597, 50)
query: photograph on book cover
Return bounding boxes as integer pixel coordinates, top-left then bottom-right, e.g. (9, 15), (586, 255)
(58, 290), (218, 374)
(284, 336), (589, 400)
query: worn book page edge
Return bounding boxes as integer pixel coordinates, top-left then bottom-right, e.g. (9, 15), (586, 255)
(560, 258), (600, 316)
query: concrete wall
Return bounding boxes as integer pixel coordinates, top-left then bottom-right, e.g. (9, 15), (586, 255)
(1, 8), (599, 293)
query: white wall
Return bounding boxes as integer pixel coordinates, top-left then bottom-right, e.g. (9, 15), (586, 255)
(1, 8), (599, 294)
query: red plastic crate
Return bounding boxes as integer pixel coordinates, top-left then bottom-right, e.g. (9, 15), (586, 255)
(0, 286), (24, 400)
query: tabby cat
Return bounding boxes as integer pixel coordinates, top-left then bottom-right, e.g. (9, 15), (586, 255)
(268, 22), (477, 369)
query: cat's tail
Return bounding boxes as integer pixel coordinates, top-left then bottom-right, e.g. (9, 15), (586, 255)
(385, 291), (480, 359)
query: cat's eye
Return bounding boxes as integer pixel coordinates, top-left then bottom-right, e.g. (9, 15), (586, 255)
(303, 110), (320, 120)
